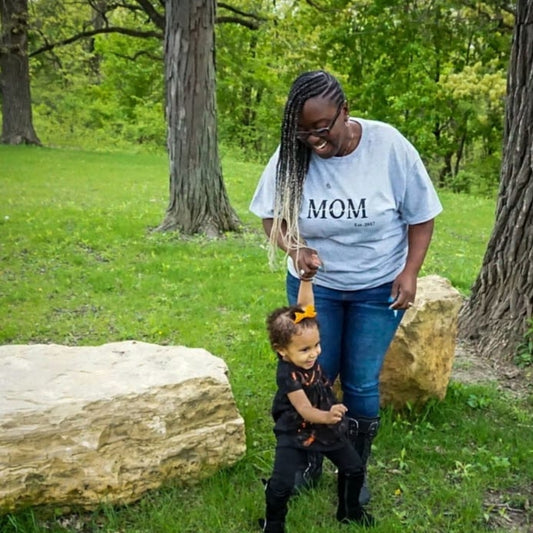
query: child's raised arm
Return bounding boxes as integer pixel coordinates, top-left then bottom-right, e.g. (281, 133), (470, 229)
(297, 252), (321, 307)
(297, 280), (315, 308)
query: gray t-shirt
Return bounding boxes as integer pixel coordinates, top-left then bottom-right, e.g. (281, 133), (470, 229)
(250, 118), (443, 291)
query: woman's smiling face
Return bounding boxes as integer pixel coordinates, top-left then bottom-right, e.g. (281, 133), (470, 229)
(297, 96), (348, 158)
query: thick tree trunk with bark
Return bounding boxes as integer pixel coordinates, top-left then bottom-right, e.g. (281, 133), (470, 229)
(0, 0), (40, 145)
(159, 0), (240, 235)
(459, 0), (533, 360)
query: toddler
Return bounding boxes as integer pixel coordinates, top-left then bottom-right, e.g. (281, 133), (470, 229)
(259, 278), (375, 532)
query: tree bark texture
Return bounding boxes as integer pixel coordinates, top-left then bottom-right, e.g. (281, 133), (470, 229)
(0, 0), (40, 145)
(159, 0), (239, 235)
(459, 0), (533, 360)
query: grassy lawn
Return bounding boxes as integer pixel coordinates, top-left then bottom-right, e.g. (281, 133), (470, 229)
(1, 145), (531, 532)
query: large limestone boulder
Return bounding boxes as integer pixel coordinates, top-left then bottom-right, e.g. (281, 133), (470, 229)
(0, 341), (246, 514)
(380, 275), (463, 409)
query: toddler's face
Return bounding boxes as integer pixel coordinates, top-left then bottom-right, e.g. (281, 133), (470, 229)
(279, 325), (321, 370)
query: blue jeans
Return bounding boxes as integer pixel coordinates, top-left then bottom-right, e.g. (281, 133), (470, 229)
(287, 274), (404, 418)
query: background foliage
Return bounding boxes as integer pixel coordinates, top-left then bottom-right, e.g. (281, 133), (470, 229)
(13, 0), (513, 196)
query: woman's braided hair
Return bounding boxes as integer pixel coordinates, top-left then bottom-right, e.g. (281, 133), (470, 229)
(269, 70), (346, 266)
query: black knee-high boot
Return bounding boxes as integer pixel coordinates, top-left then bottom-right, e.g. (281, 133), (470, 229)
(348, 416), (380, 505)
(336, 471), (375, 527)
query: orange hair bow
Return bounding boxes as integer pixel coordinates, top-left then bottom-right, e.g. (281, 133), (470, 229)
(294, 305), (317, 324)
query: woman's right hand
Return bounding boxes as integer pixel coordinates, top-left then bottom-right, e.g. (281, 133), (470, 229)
(289, 246), (322, 280)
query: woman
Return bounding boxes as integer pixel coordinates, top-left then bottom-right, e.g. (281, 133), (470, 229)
(250, 70), (442, 501)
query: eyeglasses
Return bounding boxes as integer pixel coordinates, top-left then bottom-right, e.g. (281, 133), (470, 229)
(295, 102), (344, 142)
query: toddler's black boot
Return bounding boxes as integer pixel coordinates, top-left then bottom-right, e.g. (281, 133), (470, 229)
(258, 479), (288, 532)
(257, 518), (285, 533)
(336, 471), (376, 527)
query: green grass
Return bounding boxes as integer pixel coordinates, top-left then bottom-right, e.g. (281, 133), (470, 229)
(1, 145), (531, 532)
(425, 191), (495, 294)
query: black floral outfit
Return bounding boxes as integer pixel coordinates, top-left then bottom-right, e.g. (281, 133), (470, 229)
(273, 359), (349, 450)
(264, 358), (364, 527)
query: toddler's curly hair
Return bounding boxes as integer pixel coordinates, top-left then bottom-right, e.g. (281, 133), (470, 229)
(266, 305), (319, 352)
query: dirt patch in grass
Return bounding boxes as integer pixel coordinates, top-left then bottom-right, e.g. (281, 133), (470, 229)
(452, 338), (533, 399)
(483, 486), (532, 533)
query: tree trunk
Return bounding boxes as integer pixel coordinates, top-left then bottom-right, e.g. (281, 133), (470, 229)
(159, 0), (240, 235)
(0, 0), (40, 145)
(458, 0), (533, 360)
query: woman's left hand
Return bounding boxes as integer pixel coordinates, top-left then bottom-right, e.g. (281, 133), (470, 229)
(389, 270), (417, 310)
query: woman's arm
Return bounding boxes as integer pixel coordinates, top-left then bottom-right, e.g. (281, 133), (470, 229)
(262, 218), (293, 253)
(262, 218), (322, 279)
(390, 219), (435, 308)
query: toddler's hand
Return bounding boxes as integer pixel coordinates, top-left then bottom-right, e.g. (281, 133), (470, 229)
(327, 403), (347, 423)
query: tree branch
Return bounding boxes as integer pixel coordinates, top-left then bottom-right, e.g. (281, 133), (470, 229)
(111, 49), (162, 61)
(459, 0), (515, 30)
(216, 16), (260, 30)
(304, 0), (337, 13)
(29, 27), (163, 57)
(28, 0), (263, 58)
(217, 2), (267, 21)
(133, 0), (165, 29)
(87, 1), (165, 28)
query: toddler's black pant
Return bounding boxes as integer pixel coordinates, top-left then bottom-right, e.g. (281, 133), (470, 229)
(265, 442), (363, 523)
